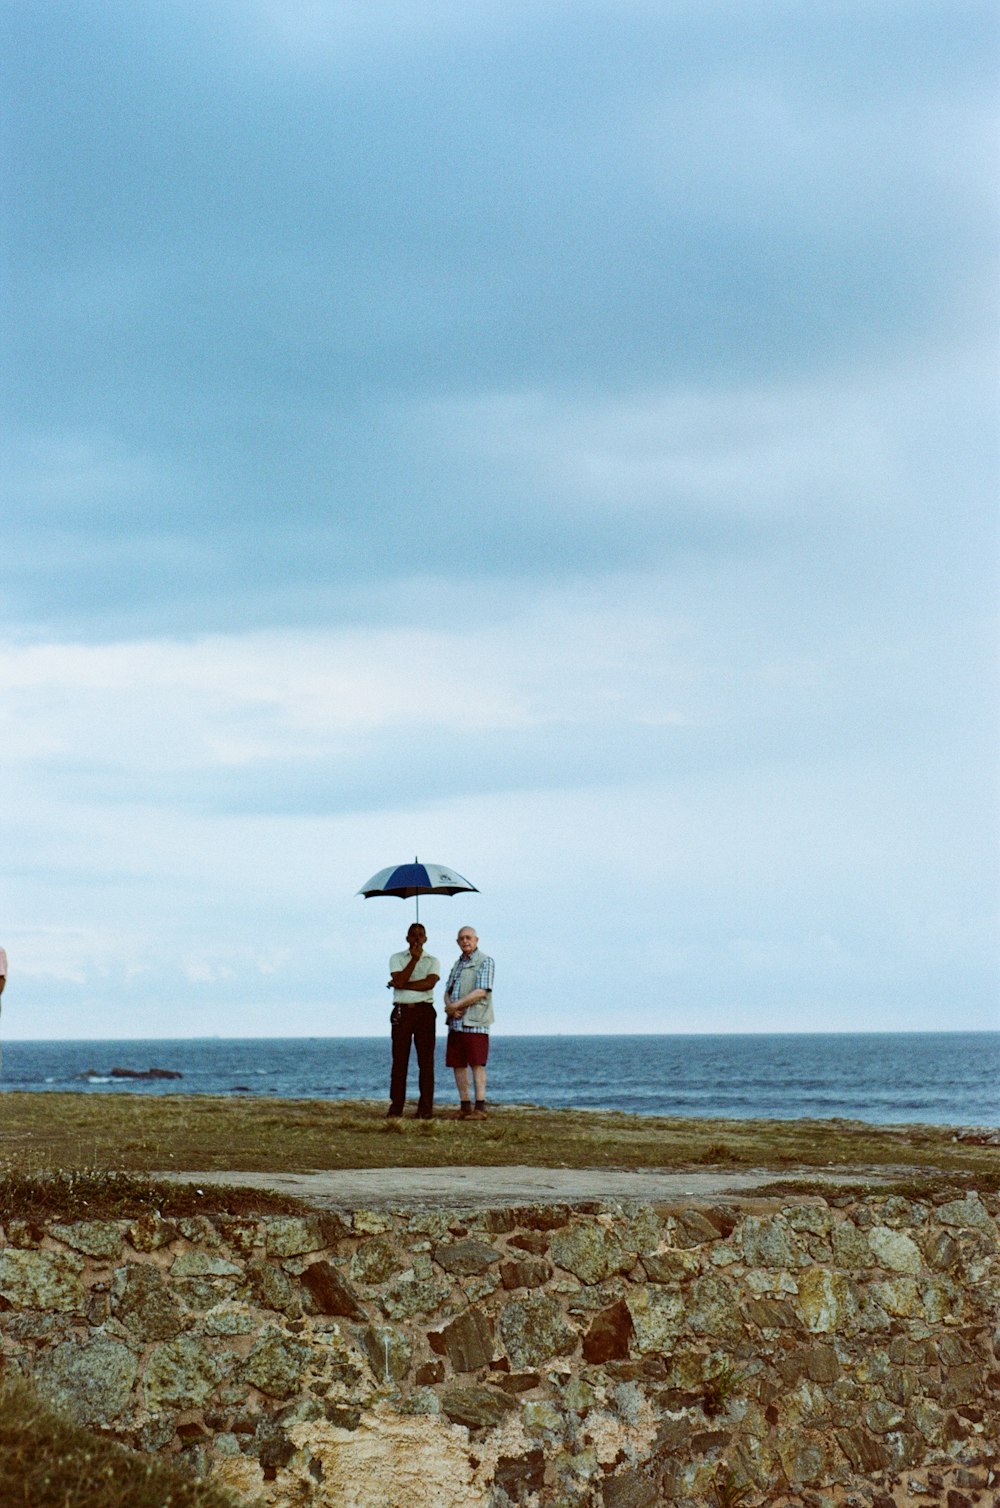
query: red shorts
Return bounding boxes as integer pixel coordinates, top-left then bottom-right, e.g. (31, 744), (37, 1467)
(445, 1030), (490, 1069)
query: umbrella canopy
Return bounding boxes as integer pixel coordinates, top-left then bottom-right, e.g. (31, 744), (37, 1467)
(357, 858), (478, 921)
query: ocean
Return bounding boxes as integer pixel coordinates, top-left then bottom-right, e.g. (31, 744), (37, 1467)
(0, 1032), (996, 1126)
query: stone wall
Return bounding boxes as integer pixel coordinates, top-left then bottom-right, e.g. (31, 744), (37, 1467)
(0, 1190), (997, 1507)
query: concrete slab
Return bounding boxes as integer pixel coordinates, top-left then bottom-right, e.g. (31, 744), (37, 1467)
(162, 1164), (883, 1210)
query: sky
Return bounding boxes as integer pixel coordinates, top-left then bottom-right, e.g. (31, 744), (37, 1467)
(1, 0), (997, 1040)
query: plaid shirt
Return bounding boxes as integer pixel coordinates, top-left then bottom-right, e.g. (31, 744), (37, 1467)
(446, 952), (494, 1032)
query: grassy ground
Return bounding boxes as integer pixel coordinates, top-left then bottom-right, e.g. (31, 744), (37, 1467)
(1, 1091), (996, 1191)
(0, 1377), (248, 1508)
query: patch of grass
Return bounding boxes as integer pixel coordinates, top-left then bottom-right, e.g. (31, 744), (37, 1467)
(0, 1092), (996, 1188)
(0, 1376), (250, 1508)
(0, 1169), (308, 1223)
(702, 1361), (750, 1417)
(713, 1467), (754, 1507)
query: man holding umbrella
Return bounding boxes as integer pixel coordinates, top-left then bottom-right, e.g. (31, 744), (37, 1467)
(386, 923), (440, 1119)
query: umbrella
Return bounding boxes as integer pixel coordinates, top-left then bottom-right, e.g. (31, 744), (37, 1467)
(357, 857), (478, 922)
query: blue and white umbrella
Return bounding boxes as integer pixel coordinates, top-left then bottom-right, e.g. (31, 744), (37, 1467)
(357, 857), (479, 921)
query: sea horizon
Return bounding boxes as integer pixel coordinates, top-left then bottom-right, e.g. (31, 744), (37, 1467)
(2, 1031), (996, 1125)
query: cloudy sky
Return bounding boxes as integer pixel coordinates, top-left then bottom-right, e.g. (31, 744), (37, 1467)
(2, 0), (997, 1040)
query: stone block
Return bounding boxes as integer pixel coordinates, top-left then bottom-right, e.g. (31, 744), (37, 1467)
(244, 1326), (315, 1399)
(433, 1238), (502, 1275)
(0, 1249), (85, 1313)
(494, 1447), (546, 1499)
(550, 1222), (629, 1284)
(501, 1257), (552, 1289)
(741, 1215), (801, 1268)
(500, 1292), (578, 1368)
(144, 1335), (224, 1409)
(641, 1250), (700, 1283)
(171, 1249), (243, 1278)
(263, 1216), (326, 1258)
(440, 1383), (516, 1428)
(242, 1257), (303, 1318)
(350, 1236), (405, 1285)
(111, 1262), (183, 1339)
(33, 1335), (138, 1426)
(582, 1299), (634, 1363)
(127, 1211), (178, 1252)
(380, 1271), (452, 1320)
(49, 1220), (124, 1260)
(868, 1226), (923, 1275)
(835, 1426), (889, 1473)
(434, 1306), (493, 1372)
(624, 1286), (684, 1353)
(300, 1259), (368, 1320)
(360, 1321), (411, 1383)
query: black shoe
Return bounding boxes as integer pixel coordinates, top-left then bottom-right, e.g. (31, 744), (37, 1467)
(414, 1109), (434, 1119)
(385, 1108), (403, 1118)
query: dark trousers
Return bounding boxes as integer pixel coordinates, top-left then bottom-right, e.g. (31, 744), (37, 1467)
(389, 1002), (436, 1115)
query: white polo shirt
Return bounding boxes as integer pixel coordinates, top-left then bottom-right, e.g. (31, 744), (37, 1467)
(389, 951), (440, 1005)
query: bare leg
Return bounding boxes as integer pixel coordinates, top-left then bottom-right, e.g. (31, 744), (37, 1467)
(471, 1065), (487, 1103)
(453, 1066), (470, 1102)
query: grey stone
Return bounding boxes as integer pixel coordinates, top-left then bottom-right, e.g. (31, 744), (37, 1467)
(686, 1274), (743, 1338)
(201, 1307), (256, 1336)
(786, 1205), (834, 1236)
(935, 1195), (997, 1238)
(499, 1292), (578, 1368)
(868, 1226), (923, 1275)
(171, 1249), (242, 1278)
(440, 1383), (516, 1429)
(244, 1326), (314, 1398)
(33, 1335), (138, 1426)
(675, 1209), (728, 1245)
(601, 1466), (660, 1507)
(242, 1257), (303, 1317)
(550, 1222), (629, 1284)
(216, 1217), (261, 1255)
(144, 1335), (223, 1409)
(263, 1215), (326, 1258)
(865, 1399), (905, 1433)
(176, 1216), (221, 1246)
(0, 1249), (85, 1313)
(614, 1204), (664, 1256)
(832, 1220), (871, 1268)
(641, 1250), (699, 1283)
(835, 1426), (889, 1473)
(111, 1263), (183, 1340)
(127, 1211), (179, 1251)
(925, 1230), (961, 1270)
(360, 1322), (411, 1383)
(741, 1215), (801, 1268)
(744, 1297), (802, 1331)
(434, 1238), (502, 1275)
(624, 1286), (684, 1353)
(350, 1236), (405, 1285)
(380, 1271), (452, 1320)
(49, 1220), (124, 1260)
